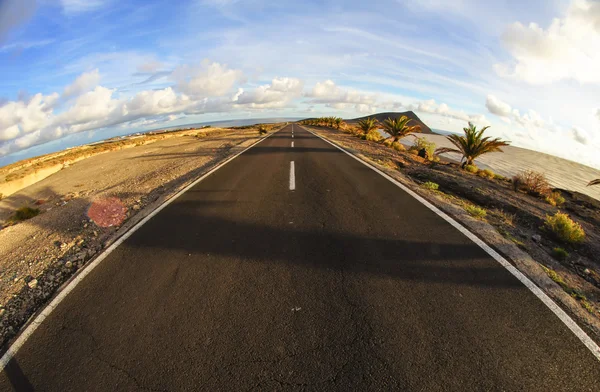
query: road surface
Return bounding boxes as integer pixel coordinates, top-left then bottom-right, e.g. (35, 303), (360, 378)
(2, 125), (599, 391)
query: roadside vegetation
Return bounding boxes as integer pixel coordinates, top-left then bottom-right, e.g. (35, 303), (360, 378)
(5, 207), (40, 227)
(435, 123), (510, 169)
(302, 115), (600, 327)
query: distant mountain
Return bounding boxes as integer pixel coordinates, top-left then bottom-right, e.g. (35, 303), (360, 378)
(347, 111), (433, 134)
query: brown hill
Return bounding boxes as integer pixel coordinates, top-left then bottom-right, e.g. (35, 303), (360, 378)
(347, 111), (433, 134)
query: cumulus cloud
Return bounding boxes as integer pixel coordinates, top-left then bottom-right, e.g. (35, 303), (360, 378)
(407, 99), (489, 125)
(0, 93), (59, 142)
(63, 69), (101, 98)
(306, 80), (377, 107)
(173, 61), (244, 98)
(485, 94), (595, 146)
(234, 77), (303, 108)
(496, 0), (600, 84)
(0, 62), (310, 156)
(596, 108), (600, 121)
(0, 0), (36, 43)
(486, 95), (548, 129)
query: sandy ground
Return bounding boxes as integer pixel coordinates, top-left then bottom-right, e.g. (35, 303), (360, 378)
(401, 134), (600, 200)
(0, 126), (275, 348)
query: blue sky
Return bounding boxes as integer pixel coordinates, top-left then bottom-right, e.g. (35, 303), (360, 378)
(1, 0), (599, 168)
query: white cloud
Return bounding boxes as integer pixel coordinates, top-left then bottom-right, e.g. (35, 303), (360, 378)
(596, 108), (600, 121)
(63, 69), (101, 98)
(496, 0), (600, 84)
(173, 61), (244, 98)
(306, 80), (377, 109)
(0, 93), (59, 142)
(571, 127), (590, 145)
(234, 77), (303, 108)
(0, 0), (36, 42)
(486, 95), (547, 129)
(485, 95), (512, 117)
(407, 99), (489, 125)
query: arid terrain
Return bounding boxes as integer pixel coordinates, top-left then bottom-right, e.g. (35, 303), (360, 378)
(403, 133), (600, 201)
(0, 124), (281, 349)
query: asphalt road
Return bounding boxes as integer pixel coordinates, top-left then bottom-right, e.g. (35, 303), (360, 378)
(2, 124), (600, 391)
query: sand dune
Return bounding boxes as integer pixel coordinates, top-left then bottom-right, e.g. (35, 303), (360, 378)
(401, 134), (600, 200)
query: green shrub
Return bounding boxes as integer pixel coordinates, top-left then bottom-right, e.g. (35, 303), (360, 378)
(552, 247), (569, 261)
(383, 139), (393, 147)
(465, 204), (486, 219)
(478, 168), (495, 179)
(494, 173), (507, 181)
(258, 125), (268, 135)
(545, 191), (565, 207)
(364, 130), (382, 142)
(391, 142), (405, 152)
(421, 181), (439, 191)
(410, 137), (436, 160)
(464, 164), (478, 174)
(8, 207), (40, 224)
(0, 193), (3, 201)
(544, 212), (585, 244)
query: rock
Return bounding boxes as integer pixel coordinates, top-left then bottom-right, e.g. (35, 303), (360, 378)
(532, 234), (542, 242)
(132, 204), (141, 211)
(27, 279), (38, 289)
(65, 261), (73, 268)
(585, 268), (591, 274)
(0, 309), (5, 317)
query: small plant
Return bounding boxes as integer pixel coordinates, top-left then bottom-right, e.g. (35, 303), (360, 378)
(464, 164), (478, 174)
(544, 212), (585, 244)
(477, 168), (495, 179)
(421, 181), (439, 191)
(363, 130), (382, 142)
(545, 191), (565, 207)
(513, 170), (551, 196)
(494, 173), (507, 181)
(552, 247), (569, 261)
(0, 193), (3, 201)
(409, 136), (436, 160)
(383, 139), (393, 147)
(258, 125), (268, 135)
(465, 204), (486, 219)
(7, 207), (40, 225)
(391, 142), (405, 152)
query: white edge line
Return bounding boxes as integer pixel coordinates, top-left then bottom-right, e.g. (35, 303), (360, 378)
(0, 129), (281, 370)
(301, 126), (600, 361)
(289, 161), (296, 191)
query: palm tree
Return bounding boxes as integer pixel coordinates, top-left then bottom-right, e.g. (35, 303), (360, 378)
(334, 117), (343, 129)
(357, 117), (378, 135)
(588, 179), (600, 186)
(435, 123), (509, 168)
(382, 116), (421, 142)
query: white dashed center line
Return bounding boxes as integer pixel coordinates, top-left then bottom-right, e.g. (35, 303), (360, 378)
(291, 141), (294, 148)
(289, 161), (295, 190)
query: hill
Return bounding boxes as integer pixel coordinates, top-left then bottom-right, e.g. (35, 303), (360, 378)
(347, 111), (433, 134)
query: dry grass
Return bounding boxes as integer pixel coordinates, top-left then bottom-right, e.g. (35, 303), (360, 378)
(513, 170), (551, 196)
